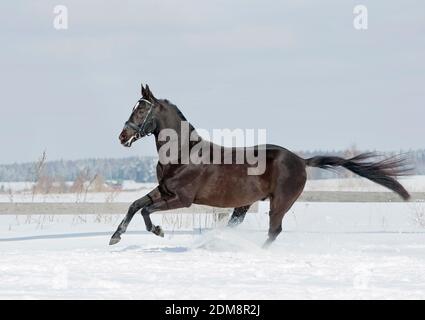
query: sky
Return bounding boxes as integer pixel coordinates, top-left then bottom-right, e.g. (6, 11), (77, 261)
(0, 1), (424, 164)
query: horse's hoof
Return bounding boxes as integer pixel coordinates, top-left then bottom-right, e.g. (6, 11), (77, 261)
(227, 220), (239, 228)
(109, 233), (121, 245)
(152, 225), (165, 238)
(262, 240), (272, 250)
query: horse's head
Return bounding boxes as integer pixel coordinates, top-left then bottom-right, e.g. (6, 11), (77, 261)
(119, 84), (158, 147)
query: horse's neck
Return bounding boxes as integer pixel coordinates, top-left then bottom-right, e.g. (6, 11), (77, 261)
(153, 110), (202, 156)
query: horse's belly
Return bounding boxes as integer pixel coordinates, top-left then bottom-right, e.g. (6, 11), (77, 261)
(194, 196), (262, 208)
(193, 168), (269, 208)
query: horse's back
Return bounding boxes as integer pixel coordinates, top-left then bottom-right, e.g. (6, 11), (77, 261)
(192, 144), (307, 208)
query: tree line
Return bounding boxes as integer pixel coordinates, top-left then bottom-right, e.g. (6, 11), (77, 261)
(0, 150), (424, 183)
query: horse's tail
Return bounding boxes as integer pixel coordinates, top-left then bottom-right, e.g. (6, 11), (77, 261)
(304, 153), (411, 200)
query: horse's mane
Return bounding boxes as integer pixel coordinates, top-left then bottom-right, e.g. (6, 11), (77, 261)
(162, 99), (188, 121)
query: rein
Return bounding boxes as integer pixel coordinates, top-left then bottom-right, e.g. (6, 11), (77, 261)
(124, 99), (155, 137)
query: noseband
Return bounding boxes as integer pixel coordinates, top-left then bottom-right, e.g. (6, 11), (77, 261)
(124, 99), (156, 137)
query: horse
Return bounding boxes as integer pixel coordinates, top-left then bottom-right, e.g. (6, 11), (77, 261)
(110, 84), (410, 248)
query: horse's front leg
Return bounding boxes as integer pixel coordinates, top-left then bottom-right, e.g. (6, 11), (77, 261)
(142, 195), (190, 238)
(109, 189), (158, 245)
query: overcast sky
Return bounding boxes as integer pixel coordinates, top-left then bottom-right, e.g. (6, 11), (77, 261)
(0, 1), (424, 164)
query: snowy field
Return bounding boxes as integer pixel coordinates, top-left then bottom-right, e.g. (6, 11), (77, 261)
(1, 201), (425, 299)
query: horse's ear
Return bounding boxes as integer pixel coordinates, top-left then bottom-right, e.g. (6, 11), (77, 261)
(141, 83), (145, 95)
(142, 83), (155, 100)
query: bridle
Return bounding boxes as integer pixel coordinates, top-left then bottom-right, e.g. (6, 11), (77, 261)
(124, 98), (156, 137)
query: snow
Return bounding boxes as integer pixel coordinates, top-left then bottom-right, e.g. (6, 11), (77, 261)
(1, 201), (425, 299)
(120, 180), (156, 191)
(0, 181), (35, 192)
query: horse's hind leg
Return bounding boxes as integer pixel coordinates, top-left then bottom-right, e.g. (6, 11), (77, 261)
(263, 177), (306, 249)
(227, 205), (251, 227)
(262, 198), (295, 249)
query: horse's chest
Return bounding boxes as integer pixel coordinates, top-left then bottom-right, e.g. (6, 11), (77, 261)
(156, 163), (165, 181)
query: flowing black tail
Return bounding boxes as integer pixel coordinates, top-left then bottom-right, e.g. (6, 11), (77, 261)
(305, 153), (411, 200)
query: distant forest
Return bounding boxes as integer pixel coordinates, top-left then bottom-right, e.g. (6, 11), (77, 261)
(0, 150), (424, 183)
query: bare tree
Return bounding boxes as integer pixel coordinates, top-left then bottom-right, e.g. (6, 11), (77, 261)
(32, 151), (47, 201)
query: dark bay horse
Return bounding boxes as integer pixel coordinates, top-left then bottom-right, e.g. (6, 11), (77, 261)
(110, 84), (410, 248)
